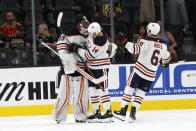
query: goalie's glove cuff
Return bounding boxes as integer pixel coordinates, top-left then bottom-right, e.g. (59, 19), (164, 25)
(68, 43), (80, 52)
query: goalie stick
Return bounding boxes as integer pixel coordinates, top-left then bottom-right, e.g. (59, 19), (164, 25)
(57, 12), (106, 89)
(37, 39), (107, 84)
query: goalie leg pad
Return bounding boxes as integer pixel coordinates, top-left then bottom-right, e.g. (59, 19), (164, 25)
(72, 76), (89, 121)
(52, 75), (73, 123)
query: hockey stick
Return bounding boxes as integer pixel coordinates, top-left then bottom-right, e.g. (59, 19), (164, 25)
(57, 12), (64, 34)
(37, 39), (107, 84)
(57, 12), (107, 89)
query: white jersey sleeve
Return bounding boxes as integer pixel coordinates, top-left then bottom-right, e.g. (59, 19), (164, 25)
(161, 48), (171, 64)
(125, 39), (148, 55)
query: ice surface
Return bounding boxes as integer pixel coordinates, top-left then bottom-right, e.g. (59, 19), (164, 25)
(0, 109), (196, 131)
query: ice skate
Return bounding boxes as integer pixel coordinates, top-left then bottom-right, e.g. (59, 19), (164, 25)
(87, 109), (101, 123)
(98, 109), (113, 123)
(113, 105), (128, 121)
(128, 106), (136, 123)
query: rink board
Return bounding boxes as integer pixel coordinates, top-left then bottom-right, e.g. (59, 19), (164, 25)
(0, 62), (196, 116)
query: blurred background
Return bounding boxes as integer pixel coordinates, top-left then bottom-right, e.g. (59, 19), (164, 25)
(0, 0), (195, 68)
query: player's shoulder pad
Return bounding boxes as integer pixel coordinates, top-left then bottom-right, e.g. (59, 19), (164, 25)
(65, 27), (81, 36)
(93, 31), (107, 46)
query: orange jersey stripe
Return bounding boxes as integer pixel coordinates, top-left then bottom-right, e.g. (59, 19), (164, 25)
(66, 34), (81, 37)
(57, 45), (68, 49)
(136, 63), (156, 76)
(86, 51), (93, 60)
(77, 63), (85, 66)
(88, 60), (110, 64)
(135, 44), (139, 54)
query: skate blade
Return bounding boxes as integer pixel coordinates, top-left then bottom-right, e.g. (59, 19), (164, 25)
(87, 118), (99, 123)
(97, 118), (114, 123)
(127, 117), (134, 123)
(113, 114), (125, 121)
(56, 120), (62, 124)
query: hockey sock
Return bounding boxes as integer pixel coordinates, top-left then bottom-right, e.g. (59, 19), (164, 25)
(99, 88), (111, 112)
(132, 88), (145, 111)
(89, 87), (100, 112)
(121, 86), (135, 108)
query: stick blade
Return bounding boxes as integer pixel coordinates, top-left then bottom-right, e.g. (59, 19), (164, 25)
(57, 12), (63, 27)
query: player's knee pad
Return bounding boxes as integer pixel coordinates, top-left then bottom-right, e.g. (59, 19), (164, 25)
(124, 85), (135, 96)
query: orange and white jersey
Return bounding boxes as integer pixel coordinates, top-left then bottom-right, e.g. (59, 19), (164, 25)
(56, 28), (88, 69)
(78, 32), (111, 69)
(126, 36), (171, 81)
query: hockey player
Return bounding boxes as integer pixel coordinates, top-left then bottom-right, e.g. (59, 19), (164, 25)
(52, 15), (90, 123)
(113, 23), (171, 123)
(68, 22), (117, 123)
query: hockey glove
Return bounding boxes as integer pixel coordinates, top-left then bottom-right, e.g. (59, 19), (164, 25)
(159, 59), (169, 68)
(116, 32), (128, 47)
(68, 43), (80, 52)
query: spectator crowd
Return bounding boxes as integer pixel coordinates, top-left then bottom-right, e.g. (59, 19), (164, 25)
(0, 0), (195, 67)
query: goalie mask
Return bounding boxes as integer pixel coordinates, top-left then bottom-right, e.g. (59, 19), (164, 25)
(76, 14), (90, 35)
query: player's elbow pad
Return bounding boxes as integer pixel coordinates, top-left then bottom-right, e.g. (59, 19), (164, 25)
(125, 42), (135, 54)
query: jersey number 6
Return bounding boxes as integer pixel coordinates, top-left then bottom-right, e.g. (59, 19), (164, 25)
(151, 50), (160, 66)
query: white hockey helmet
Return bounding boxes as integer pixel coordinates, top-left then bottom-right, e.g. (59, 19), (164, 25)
(87, 22), (101, 37)
(146, 23), (160, 35)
